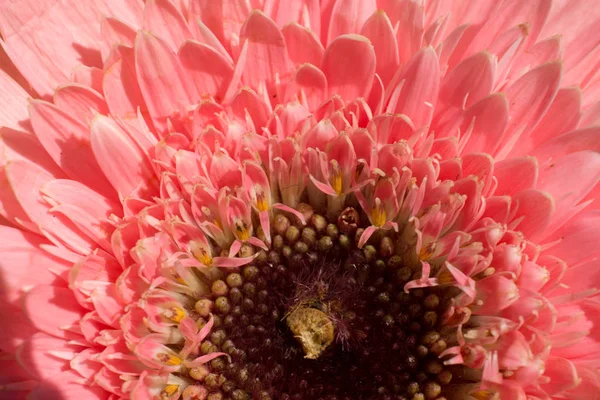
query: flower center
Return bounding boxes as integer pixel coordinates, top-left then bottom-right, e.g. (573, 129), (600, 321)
(163, 206), (467, 400)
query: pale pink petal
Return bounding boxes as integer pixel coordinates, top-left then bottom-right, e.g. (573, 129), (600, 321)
(28, 100), (115, 197)
(293, 63), (328, 111)
(239, 10), (292, 95)
(326, 0), (377, 44)
(512, 189), (555, 240)
(361, 10), (399, 86)
(494, 156), (538, 197)
(537, 151), (600, 235)
(135, 31), (196, 124)
(532, 127), (600, 165)
(53, 84), (109, 124)
(439, 51), (496, 110)
(0, 0), (142, 96)
(0, 225), (70, 304)
(143, 0), (192, 52)
(178, 40), (234, 102)
(0, 127), (63, 178)
(103, 46), (148, 119)
(16, 333), (80, 380)
(23, 285), (85, 339)
(499, 61), (562, 157)
(322, 34), (376, 101)
(0, 69), (31, 131)
(282, 23), (325, 67)
(511, 87), (582, 157)
(543, 210), (600, 266)
(392, 47), (440, 130)
(460, 93), (509, 155)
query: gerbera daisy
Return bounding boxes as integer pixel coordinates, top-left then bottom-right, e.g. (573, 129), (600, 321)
(1, 0), (599, 399)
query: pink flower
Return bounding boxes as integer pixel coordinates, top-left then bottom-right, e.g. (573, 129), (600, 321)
(1, 0), (600, 399)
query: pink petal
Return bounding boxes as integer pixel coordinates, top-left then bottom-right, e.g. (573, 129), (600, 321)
(392, 47), (440, 130)
(511, 87), (582, 157)
(293, 63), (328, 111)
(467, 0), (551, 54)
(392, 0), (425, 64)
(23, 285), (85, 339)
(0, 69), (30, 131)
(0, 0), (142, 97)
(460, 93), (509, 155)
(239, 10), (292, 94)
(499, 61), (562, 156)
(189, 0), (251, 51)
(135, 31), (196, 124)
(41, 179), (120, 252)
(103, 45), (148, 119)
(361, 10), (399, 86)
(53, 84), (109, 124)
(0, 302), (37, 353)
(90, 114), (157, 200)
(540, 357), (580, 395)
(28, 100), (115, 197)
(16, 333), (80, 380)
(322, 34), (376, 101)
(29, 371), (108, 400)
(439, 51), (496, 110)
(143, 0), (192, 51)
(543, 210), (600, 266)
(0, 225), (70, 303)
(512, 189), (555, 240)
(0, 127), (64, 178)
(99, 17), (137, 61)
(532, 127), (600, 165)
(326, 0), (377, 44)
(179, 40), (234, 102)
(536, 151), (600, 235)
(282, 23), (325, 67)
(494, 157), (539, 197)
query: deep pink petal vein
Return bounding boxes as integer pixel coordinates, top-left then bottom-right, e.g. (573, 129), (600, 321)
(1, 1), (600, 399)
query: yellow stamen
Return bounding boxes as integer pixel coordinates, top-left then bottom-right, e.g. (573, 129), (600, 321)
(371, 198), (387, 227)
(165, 307), (186, 323)
(158, 353), (183, 366)
(330, 161), (343, 195)
(201, 206), (222, 229)
(163, 384), (179, 396)
(256, 190), (269, 212)
(235, 221), (251, 241)
(471, 390), (497, 400)
(193, 246), (213, 266)
(419, 243), (435, 260)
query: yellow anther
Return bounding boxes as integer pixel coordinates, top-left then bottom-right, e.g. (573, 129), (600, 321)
(419, 243), (435, 260)
(158, 352), (183, 366)
(235, 221), (251, 241)
(163, 384), (179, 396)
(471, 390), (496, 400)
(437, 269), (454, 285)
(256, 191), (269, 212)
(330, 161), (343, 195)
(195, 248), (213, 266)
(371, 199), (387, 228)
(165, 307), (186, 323)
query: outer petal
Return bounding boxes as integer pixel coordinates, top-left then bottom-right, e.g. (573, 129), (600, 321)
(135, 31), (196, 124)
(23, 285), (85, 339)
(28, 100), (115, 197)
(0, 69), (30, 131)
(322, 34), (376, 101)
(392, 47), (440, 130)
(90, 115), (157, 200)
(0, 0), (142, 96)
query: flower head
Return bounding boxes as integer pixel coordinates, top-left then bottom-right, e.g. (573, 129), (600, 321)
(1, 1), (600, 399)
